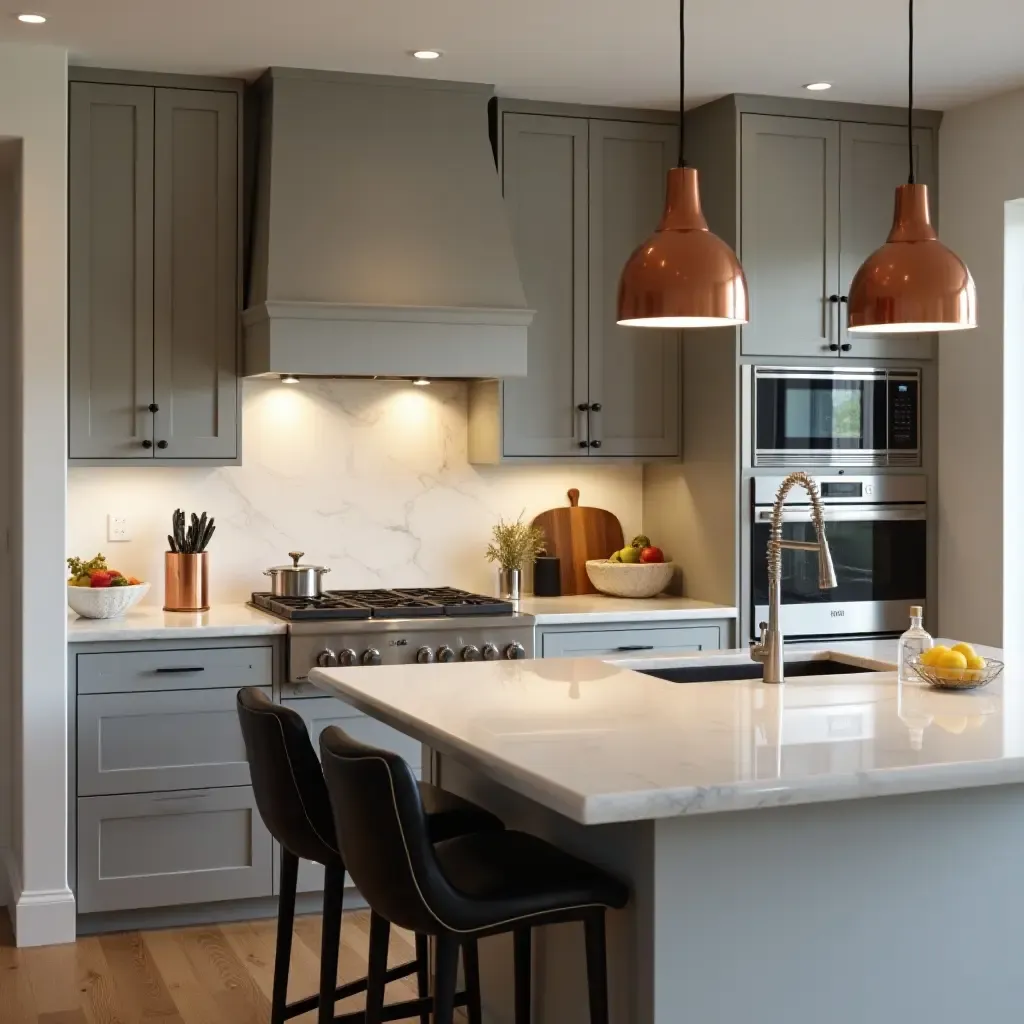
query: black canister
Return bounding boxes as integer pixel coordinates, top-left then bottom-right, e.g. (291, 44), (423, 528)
(533, 556), (561, 597)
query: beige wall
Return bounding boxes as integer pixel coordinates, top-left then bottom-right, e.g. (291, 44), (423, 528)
(938, 87), (1024, 653)
(0, 43), (71, 946)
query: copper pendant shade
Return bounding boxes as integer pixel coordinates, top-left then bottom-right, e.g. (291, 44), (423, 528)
(615, 0), (747, 329)
(847, 183), (976, 332)
(847, 0), (975, 334)
(617, 167), (749, 327)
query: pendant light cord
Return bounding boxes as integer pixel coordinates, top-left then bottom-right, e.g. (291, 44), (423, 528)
(907, 0), (915, 184)
(678, 0), (687, 167)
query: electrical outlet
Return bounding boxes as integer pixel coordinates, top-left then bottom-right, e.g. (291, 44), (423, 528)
(107, 514), (130, 542)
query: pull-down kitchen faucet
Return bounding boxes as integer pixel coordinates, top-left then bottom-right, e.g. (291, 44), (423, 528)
(750, 471), (838, 684)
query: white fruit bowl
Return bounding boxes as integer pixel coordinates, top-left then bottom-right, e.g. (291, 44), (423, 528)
(67, 583), (150, 619)
(585, 560), (674, 599)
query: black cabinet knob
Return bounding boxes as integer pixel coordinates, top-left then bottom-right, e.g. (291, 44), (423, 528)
(148, 403), (159, 413)
(578, 440), (588, 448)
(156, 440), (168, 449)
(840, 295), (849, 303)
(840, 343), (852, 351)
(141, 440), (153, 449)
(590, 440), (602, 448)
(577, 402), (589, 412)
(828, 344), (840, 352)
(590, 402), (602, 412)
(828, 294), (840, 303)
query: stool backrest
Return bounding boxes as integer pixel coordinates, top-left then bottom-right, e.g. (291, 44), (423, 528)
(236, 687), (339, 865)
(320, 725), (448, 934)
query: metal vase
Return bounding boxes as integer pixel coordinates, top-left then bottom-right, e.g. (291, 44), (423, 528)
(164, 552), (210, 612)
(498, 567), (522, 602)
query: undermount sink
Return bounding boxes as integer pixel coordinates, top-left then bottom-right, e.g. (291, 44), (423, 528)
(640, 659), (880, 684)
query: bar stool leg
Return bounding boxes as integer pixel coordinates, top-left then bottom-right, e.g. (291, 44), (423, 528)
(513, 927), (532, 1024)
(365, 911), (391, 1024)
(415, 933), (431, 1024)
(272, 849), (299, 1024)
(583, 909), (610, 1024)
(317, 862), (346, 1024)
(462, 939), (483, 1024)
(433, 933), (459, 1024)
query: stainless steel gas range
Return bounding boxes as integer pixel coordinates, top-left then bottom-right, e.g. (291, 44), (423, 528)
(251, 587), (535, 684)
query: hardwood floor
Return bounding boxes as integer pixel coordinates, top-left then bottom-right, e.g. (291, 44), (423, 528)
(0, 909), (429, 1024)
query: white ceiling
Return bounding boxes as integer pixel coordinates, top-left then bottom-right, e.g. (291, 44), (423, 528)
(2, 0), (1022, 111)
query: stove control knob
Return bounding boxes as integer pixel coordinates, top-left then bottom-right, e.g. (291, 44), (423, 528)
(461, 644), (482, 662)
(361, 648), (382, 666)
(437, 645), (455, 664)
(504, 642), (526, 661)
(416, 646), (435, 664)
(339, 649), (358, 667)
(482, 643), (501, 661)
(316, 648), (339, 668)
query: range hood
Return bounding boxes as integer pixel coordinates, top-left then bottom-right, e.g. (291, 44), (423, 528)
(244, 68), (532, 379)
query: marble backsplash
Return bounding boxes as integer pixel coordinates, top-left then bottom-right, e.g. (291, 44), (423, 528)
(67, 378), (643, 603)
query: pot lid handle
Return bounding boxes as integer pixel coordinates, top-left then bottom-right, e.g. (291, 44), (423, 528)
(288, 551), (304, 566)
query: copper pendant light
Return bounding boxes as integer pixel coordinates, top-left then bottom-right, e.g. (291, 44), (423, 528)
(847, 0), (976, 333)
(616, 0), (748, 328)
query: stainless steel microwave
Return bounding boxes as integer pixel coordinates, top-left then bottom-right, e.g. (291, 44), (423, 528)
(753, 367), (921, 468)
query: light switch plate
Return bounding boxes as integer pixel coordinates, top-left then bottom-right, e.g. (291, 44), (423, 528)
(107, 514), (130, 542)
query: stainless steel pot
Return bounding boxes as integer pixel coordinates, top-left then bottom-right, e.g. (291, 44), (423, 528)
(264, 551), (331, 598)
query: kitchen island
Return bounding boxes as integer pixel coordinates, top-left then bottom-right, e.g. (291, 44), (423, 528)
(311, 641), (1024, 1024)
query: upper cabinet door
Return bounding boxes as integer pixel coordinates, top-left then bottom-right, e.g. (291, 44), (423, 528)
(500, 113), (590, 457)
(68, 83), (155, 459)
(153, 89), (239, 460)
(588, 120), (680, 457)
(838, 122), (936, 361)
(740, 114), (841, 359)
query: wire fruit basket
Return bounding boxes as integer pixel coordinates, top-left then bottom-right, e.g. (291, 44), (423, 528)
(909, 655), (1004, 691)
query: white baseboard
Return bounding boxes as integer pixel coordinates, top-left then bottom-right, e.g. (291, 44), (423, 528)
(2, 847), (76, 947)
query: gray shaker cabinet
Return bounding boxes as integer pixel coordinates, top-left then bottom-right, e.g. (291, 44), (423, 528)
(69, 78), (240, 463)
(470, 107), (681, 462)
(588, 119), (680, 457)
(837, 121), (936, 361)
(739, 115), (841, 359)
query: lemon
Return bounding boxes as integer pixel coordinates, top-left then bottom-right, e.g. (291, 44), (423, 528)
(966, 654), (986, 671)
(952, 642), (976, 660)
(937, 650), (968, 672)
(921, 645), (949, 667)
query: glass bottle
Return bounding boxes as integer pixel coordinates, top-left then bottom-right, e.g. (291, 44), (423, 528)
(898, 605), (933, 684)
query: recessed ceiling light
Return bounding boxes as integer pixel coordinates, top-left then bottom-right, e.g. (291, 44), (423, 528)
(412, 377), (431, 386)
(804, 82), (832, 91)
(411, 49), (442, 60)
(17, 13), (47, 23)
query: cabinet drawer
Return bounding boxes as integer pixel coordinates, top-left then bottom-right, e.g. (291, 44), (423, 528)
(541, 624), (722, 659)
(78, 686), (267, 796)
(77, 645), (273, 694)
(77, 787), (273, 913)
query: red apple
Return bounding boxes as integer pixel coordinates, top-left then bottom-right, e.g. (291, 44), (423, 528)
(639, 546), (664, 564)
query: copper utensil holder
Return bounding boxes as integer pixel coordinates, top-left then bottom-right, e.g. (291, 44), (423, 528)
(164, 552), (209, 612)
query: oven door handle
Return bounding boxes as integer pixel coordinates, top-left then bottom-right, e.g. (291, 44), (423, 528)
(755, 504), (926, 523)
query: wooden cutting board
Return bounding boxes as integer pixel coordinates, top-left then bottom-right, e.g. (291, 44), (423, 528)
(532, 489), (625, 596)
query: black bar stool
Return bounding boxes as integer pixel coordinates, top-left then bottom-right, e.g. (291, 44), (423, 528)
(319, 726), (630, 1024)
(236, 687), (503, 1024)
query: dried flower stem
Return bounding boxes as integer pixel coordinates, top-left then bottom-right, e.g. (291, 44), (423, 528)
(485, 511), (546, 571)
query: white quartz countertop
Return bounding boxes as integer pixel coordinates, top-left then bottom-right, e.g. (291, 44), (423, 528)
(516, 594), (737, 624)
(310, 638), (1019, 825)
(67, 603), (286, 642)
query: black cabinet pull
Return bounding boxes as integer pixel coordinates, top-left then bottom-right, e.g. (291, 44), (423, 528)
(840, 343), (852, 352)
(615, 644), (655, 651)
(578, 440), (589, 449)
(141, 439), (153, 449)
(157, 440), (168, 449)
(154, 666), (205, 674)
(828, 344), (840, 352)
(590, 439), (602, 448)
(840, 295), (849, 303)
(828, 294), (840, 303)
(148, 403), (159, 413)
(590, 402), (602, 412)
(577, 402), (589, 412)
